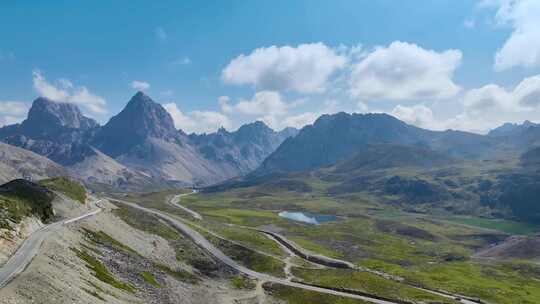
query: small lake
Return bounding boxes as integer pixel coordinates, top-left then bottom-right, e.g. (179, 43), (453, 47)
(278, 211), (338, 225)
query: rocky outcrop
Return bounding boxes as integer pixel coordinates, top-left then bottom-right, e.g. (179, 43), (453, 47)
(0, 97), (98, 165)
(189, 121), (297, 174)
(0, 142), (67, 184)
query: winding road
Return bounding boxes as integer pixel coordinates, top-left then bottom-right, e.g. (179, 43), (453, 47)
(0, 200), (102, 289)
(109, 196), (402, 304)
(169, 191), (202, 220)
(164, 192), (483, 304)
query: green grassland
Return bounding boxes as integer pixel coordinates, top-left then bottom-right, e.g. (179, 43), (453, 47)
(117, 160), (540, 304)
(441, 216), (538, 235)
(292, 267), (457, 303)
(0, 180), (55, 228)
(39, 177), (86, 204)
(263, 282), (368, 304)
(171, 184), (540, 303)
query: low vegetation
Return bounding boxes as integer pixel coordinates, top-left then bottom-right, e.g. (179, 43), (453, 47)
(204, 231), (286, 278)
(39, 177), (86, 204)
(0, 179), (55, 228)
(292, 267), (457, 303)
(140, 271), (160, 288)
(263, 282), (368, 304)
(72, 247), (136, 293)
(230, 275), (256, 290)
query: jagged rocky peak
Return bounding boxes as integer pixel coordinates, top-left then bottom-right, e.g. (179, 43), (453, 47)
(489, 120), (539, 137)
(22, 97), (98, 132)
(92, 91), (182, 157)
(114, 91), (177, 138)
(234, 121), (273, 142)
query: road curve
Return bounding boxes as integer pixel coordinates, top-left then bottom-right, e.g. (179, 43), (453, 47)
(0, 202), (102, 289)
(168, 190), (202, 220)
(108, 197), (401, 304)
(170, 193), (484, 304)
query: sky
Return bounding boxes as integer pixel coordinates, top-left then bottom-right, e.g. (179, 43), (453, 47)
(1, 0), (540, 134)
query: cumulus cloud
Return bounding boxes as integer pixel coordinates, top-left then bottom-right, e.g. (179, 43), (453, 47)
(163, 103), (231, 134)
(235, 91), (293, 116)
(390, 104), (441, 130)
(0, 101), (29, 126)
(513, 75), (540, 108)
(349, 41), (462, 101)
(32, 70), (107, 115)
(222, 43), (346, 94)
(391, 74), (540, 133)
(464, 74), (540, 112)
(131, 80), (150, 91)
(281, 112), (320, 129)
(488, 0), (540, 70)
(217, 91), (309, 130)
(220, 91), (302, 117)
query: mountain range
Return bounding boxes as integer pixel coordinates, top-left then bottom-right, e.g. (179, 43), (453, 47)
(0, 92), (297, 190)
(258, 112), (500, 174)
(1, 91), (539, 196)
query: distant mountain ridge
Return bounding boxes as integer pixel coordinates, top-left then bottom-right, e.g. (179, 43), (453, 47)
(0, 97), (98, 165)
(0, 92), (297, 189)
(189, 121), (298, 174)
(259, 112), (497, 174)
(4, 93), (540, 190)
(488, 120), (538, 137)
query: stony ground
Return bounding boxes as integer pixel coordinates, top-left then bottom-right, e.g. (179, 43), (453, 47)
(0, 199), (283, 304)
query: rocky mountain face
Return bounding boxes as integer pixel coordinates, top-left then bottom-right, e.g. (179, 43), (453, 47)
(189, 121), (297, 174)
(0, 142), (68, 184)
(488, 120), (538, 137)
(332, 143), (453, 173)
(259, 112), (497, 174)
(90, 92), (233, 186)
(0, 97), (98, 165)
(92, 92), (183, 157)
(488, 121), (540, 150)
(0, 92), (295, 189)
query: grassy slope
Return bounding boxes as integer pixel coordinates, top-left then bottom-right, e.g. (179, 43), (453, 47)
(115, 164), (540, 304)
(39, 177), (86, 204)
(178, 176), (540, 304)
(0, 180), (55, 228)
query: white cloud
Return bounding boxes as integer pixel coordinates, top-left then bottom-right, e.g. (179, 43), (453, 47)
(463, 74), (540, 112)
(220, 91), (303, 117)
(32, 70), (107, 115)
(234, 91), (291, 116)
(163, 103), (231, 134)
(172, 57), (191, 65)
(222, 43), (346, 94)
(218, 96), (233, 113)
(0, 101), (29, 127)
(393, 74), (540, 133)
(349, 41), (462, 101)
(131, 80), (150, 91)
(513, 75), (540, 108)
(489, 0), (540, 70)
(463, 84), (513, 113)
(281, 112), (320, 129)
(390, 104), (440, 130)
(155, 26), (167, 42)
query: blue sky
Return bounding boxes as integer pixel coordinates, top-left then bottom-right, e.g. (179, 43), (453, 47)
(1, 0), (540, 133)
